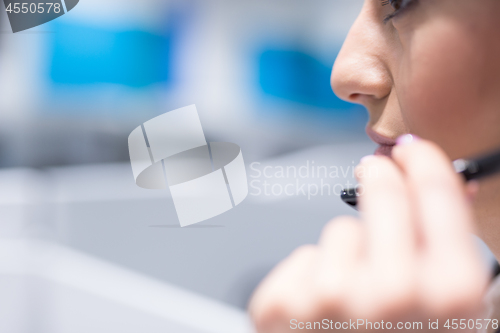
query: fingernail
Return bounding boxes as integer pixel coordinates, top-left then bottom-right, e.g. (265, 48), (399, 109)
(360, 155), (376, 163)
(396, 134), (421, 145)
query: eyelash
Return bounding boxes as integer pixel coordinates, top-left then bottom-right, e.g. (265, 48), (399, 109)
(380, 0), (414, 23)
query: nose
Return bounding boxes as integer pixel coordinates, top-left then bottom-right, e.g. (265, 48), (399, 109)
(331, 3), (393, 106)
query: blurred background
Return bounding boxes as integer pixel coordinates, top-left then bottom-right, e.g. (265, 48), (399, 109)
(0, 1), (492, 332)
(0, 0), (367, 167)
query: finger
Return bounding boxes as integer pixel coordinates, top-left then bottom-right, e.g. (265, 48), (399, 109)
(391, 137), (477, 257)
(355, 155), (416, 270)
(391, 137), (487, 310)
(319, 216), (363, 270)
(316, 217), (363, 306)
(355, 155), (417, 315)
(248, 245), (319, 332)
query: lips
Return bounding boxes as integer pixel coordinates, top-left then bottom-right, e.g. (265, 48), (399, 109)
(365, 127), (398, 157)
(374, 145), (394, 157)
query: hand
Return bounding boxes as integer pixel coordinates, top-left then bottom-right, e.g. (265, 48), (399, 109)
(248, 137), (488, 332)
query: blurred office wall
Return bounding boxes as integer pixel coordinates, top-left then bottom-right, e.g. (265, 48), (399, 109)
(0, 0), (365, 168)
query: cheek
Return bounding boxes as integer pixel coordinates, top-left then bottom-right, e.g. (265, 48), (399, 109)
(396, 21), (491, 159)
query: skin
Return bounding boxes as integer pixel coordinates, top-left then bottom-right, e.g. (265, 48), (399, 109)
(249, 0), (500, 331)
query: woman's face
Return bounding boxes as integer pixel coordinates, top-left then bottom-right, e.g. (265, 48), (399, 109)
(331, 0), (500, 161)
(331, 0), (500, 245)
